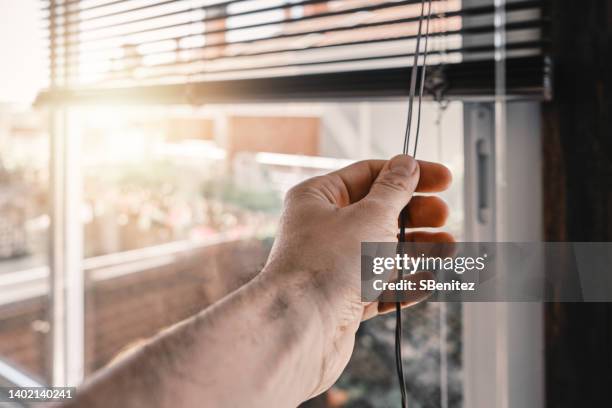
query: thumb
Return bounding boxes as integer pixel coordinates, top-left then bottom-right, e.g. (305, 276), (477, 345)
(366, 154), (420, 214)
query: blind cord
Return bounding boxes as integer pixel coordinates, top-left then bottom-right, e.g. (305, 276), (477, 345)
(396, 1), (433, 407)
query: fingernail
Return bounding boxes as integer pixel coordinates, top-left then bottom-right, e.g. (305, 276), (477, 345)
(389, 155), (418, 176)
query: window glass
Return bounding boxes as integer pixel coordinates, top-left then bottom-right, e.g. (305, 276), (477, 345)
(0, 106), (51, 384)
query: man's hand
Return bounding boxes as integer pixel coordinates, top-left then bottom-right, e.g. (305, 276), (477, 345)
(63, 155), (452, 408)
(261, 154), (453, 397)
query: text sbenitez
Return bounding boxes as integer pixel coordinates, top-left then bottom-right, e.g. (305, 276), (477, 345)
(372, 279), (476, 292)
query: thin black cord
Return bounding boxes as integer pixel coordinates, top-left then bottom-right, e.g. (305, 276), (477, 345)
(413, 0), (433, 156)
(402, 0), (427, 155)
(396, 209), (409, 408)
(396, 1), (433, 407)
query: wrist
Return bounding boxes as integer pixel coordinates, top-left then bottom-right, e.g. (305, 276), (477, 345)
(256, 262), (338, 399)
(259, 260), (339, 335)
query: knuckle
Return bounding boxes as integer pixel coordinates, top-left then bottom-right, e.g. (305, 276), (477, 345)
(286, 178), (319, 199)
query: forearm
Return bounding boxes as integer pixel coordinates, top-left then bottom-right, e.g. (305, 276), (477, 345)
(65, 268), (329, 408)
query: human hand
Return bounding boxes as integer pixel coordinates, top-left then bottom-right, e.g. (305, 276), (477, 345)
(261, 154), (453, 398)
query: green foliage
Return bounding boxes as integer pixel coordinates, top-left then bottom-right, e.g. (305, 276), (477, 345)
(203, 177), (282, 213)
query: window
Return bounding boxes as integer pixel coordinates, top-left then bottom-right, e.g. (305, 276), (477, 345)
(68, 101), (465, 408)
(0, 1), (549, 407)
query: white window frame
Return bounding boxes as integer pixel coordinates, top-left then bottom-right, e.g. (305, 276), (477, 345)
(463, 101), (544, 408)
(49, 108), (85, 387)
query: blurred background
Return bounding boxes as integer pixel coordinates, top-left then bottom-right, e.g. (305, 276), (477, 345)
(1, 1), (610, 408)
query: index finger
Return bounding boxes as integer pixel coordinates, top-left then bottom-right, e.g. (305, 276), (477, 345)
(416, 160), (453, 193)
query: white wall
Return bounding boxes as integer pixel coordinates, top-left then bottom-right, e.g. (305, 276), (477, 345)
(0, 0), (46, 104)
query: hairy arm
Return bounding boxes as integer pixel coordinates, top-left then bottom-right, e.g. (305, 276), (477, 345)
(63, 269), (330, 408)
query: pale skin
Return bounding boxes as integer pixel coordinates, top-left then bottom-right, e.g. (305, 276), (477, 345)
(61, 154), (452, 408)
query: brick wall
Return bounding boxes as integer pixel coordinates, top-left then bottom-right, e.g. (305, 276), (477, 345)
(0, 296), (49, 381)
(227, 116), (320, 157)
